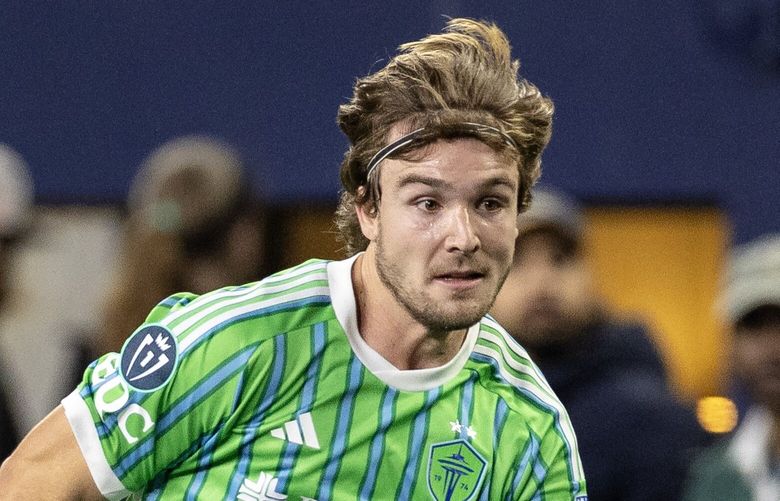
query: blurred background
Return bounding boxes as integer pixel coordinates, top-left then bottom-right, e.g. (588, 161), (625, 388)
(1, 1), (778, 440)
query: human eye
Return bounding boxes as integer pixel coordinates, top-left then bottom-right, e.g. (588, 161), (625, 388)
(415, 198), (441, 212)
(478, 197), (507, 212)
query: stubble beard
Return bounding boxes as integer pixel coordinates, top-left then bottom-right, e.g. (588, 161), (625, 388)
(374, 232), (510, 332)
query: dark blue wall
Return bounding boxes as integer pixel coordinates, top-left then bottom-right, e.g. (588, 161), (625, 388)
(2, 1), (778, 243)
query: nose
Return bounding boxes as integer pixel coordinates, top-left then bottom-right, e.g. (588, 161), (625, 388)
(444, 207), (480, 254)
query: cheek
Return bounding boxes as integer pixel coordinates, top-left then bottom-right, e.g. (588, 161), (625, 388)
(482, 220), (518, 258)
(383, 206), (437, 238)
(379, 216), (435, 261)
(419, 219), (445, 242)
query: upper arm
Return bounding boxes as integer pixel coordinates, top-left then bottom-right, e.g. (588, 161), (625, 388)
(0, 405), (102, 501)
(59, 291), (266, 496)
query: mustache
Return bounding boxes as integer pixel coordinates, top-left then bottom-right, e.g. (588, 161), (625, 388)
(428, 258), (491, 277)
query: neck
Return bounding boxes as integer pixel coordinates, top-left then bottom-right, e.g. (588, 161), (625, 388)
(352, 251), (467, 370)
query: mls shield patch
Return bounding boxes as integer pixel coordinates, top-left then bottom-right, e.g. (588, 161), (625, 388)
(427, 439), (487, 501)
(119, 325), (178, 392)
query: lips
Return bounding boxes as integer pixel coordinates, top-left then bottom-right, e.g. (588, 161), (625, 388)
(432, 270), (487, 293)
(436, 271), (485, 280)
(434, 270), (485, 280)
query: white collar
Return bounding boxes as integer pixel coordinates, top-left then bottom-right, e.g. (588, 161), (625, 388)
(327, 253), (480, 392)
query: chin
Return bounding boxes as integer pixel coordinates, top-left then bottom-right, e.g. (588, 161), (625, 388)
(416, 303), (488, 332)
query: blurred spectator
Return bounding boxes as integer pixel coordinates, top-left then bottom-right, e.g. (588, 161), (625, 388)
(491, 186), (711, 501)
(684, 234), (780, 501)
(83, 136), (267, 359)
(0, 144), (34, 462)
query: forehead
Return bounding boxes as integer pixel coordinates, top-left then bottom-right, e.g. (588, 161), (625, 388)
(379, 136), (517, 189)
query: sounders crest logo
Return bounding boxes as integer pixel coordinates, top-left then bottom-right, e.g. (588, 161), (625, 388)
(427, 439), (487, 501)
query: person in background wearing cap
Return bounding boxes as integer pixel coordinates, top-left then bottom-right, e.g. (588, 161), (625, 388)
(74, 135), (267, 366)
(492, 186), (710, 501)
(0, 144), (35, 462)
(684, 233), (780, 501)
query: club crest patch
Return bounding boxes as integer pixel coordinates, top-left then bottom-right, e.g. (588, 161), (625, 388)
(427, 439), (487, 501)
(119, 325), (178, 392)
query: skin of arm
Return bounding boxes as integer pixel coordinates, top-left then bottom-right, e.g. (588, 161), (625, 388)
(0, 405), (102, 500)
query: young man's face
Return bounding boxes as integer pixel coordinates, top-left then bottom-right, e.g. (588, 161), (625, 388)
(359, 135), (519, 331)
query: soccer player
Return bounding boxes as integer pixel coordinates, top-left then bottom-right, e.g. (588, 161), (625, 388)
(0, 18), (587, 500)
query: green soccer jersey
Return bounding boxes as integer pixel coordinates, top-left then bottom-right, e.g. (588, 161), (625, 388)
(63, 255), (587, 500)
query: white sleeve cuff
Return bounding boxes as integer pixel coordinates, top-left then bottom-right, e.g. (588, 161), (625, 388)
(62, 389), (131, 500)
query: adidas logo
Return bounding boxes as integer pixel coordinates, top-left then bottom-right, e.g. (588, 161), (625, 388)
(270, 412), (320, 449)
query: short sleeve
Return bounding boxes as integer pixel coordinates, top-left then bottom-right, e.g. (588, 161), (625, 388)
(62, 292), (260, 497)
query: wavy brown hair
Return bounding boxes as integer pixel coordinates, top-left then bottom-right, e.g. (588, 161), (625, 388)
(334, 18), (554, 256)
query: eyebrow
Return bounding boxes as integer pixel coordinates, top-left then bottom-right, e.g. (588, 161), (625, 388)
(396, 174), (449, 190)
(395, 173), (517, 192)
(484, 177), (518, 191)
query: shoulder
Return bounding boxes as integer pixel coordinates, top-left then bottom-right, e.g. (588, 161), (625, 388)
(469, 316), (568, 425)
(166, 260), (330, 332)
(471, 318), (588, 496)
(471, 316), (550, 392)
(153, 259), (334, 347)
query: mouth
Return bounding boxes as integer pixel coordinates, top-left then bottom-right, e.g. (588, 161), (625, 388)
(433, 270), (486, 288)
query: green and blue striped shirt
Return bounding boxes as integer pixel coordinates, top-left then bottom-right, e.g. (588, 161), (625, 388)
(63, 255), (587, 500)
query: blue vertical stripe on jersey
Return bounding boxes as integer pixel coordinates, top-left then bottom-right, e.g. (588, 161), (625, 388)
(493, 398), (509, 446)
(397, 387), (441, 501)
(226, 335), (287, 498)
(359, 387), (398, 500)
(144, 431), (207, 500)
(479, 398), (509, 501)
(530, 435), (549, 488)
(276, 323), (327, 492)
(112, 344), (257, 479)
(507, 432), (541, 501)
(230, 370), (247, 413)
(146, 421), (217, 500)
(457, 373), (477, 440)
(316, 355), (364, 501)
(185, 423), (227, 500)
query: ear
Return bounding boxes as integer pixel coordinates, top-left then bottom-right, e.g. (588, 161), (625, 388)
(354, 187), (379, 242)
